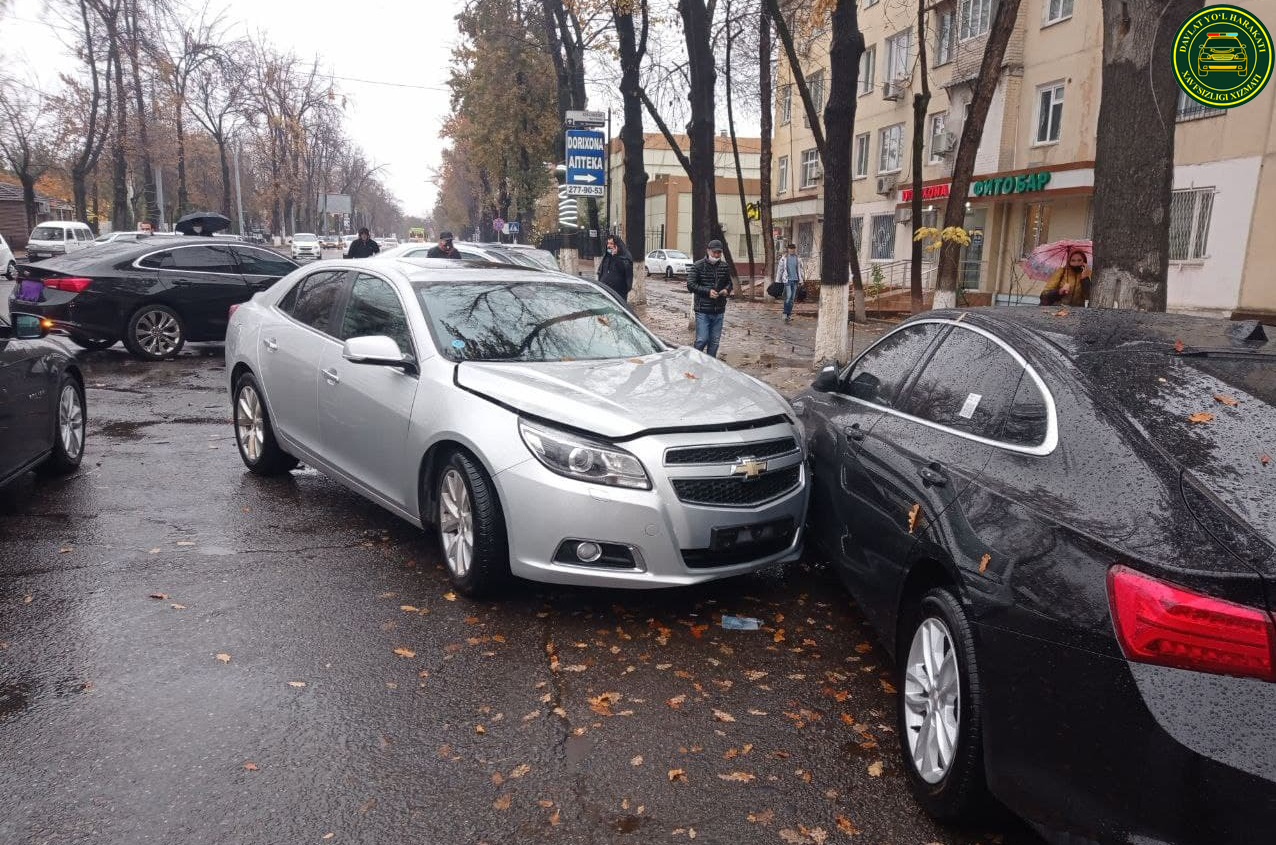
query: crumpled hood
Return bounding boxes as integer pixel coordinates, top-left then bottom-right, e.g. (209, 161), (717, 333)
(456, 347), (793, 439)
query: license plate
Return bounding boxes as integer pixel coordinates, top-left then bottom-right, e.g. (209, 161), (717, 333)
(710, 517), (793, 551)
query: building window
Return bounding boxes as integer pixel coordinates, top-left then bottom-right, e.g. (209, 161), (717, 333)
(928, 112), (949, 163)
(1021, 202), (1052, 257)
(854, 133), (870, 178)
(779, 84), (792, 125)
(1169, 188), (1214, 261)
(959, 0), (993, 41)
(851, 215), (864, 254)
(1035, 82), (1064, 144)
(1044, 0), (1073, 24)
(886, 30), (912, 82)
(859, 46), (876, 95)
(804, 71), (825, 127)
(878, 123), (904, 174)
(870, 214), (895, 260)
(777, 155), (789, 195)
(1176, 89), (1224, 122)
(796, 221), (815, 258)
(800, 148), (821, 188)
(935, 6), (955, 65)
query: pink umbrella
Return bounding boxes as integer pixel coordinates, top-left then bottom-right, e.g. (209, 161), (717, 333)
(1021, 239), (1092, 282)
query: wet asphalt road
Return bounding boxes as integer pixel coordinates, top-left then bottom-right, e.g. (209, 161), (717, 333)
(0, 341), (1036, 845)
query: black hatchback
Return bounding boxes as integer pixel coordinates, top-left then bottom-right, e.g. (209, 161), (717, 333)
(12, 240), (298, 359)
(797, 308), (1276, 844)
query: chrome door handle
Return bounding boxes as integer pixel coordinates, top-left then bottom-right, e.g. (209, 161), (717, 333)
(263, 337), (278, 351)
(321, 367), (340, 384)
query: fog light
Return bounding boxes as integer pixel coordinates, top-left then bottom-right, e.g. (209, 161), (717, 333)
(576, 542), (602, 563)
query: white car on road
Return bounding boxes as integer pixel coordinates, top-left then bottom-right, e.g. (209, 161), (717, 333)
(0, 232), (15, 279)
(290, 233), (322, 261)
(645, 249), (692, 279)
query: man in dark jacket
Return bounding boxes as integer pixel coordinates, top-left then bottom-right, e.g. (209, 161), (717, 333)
(427, 231), (464, 259)
(345, 228), (380, 259)
(686, 239), (733, 358)
(597, 234), (634, 309)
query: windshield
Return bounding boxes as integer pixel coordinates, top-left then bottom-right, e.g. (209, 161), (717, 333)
(415, 281), (664, 363)
(666, 250), (690, 259)
(293, 233), (318, 242)
(31, 226), (65, 241)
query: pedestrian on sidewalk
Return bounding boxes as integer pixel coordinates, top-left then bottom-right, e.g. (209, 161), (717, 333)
(597, 234), (634, 308)
(427, 232), (464, 259)
(345, 227), (380, 259)
(776, 242), (803, 322)
(687, 239), (733, 358)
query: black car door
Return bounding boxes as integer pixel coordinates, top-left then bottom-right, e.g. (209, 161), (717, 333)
(157, 244), (248, 339)
(0, 320), (53, 479)
(233, 246), (300, 293)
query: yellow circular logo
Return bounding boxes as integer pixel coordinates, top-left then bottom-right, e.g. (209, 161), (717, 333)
(1175, 5), (1273, 108)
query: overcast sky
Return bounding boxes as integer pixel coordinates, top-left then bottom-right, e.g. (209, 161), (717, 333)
(2, 0), (761, 218)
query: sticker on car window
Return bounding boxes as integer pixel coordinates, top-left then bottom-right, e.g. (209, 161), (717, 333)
(959, 393), (982, 419)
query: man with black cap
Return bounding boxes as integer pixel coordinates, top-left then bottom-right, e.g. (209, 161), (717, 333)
(345, 227), (381, 259)
(686, 239), (734, 358)
(427, 232), (464, 259)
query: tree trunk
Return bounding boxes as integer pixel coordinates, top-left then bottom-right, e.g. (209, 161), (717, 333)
(175, 111), (188, 217)
(815, 0), (864, 364)
(933, 0), (1022, 308)
(678, 0), (721, 258)
(19, 174), (38, 234)
(615, 2), (648, 302)
(1091, 0), (1193, 311)
(217, 136), (233, 218)
(73, 174), (89, 226)
(111, 43), (129, 231)
(725, 0), (756, 291)
(126, 0), (156, 225)
(909, 0), (931, 315)
(758, 6), (775, 298)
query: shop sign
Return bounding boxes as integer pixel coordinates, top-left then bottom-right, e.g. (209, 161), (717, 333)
(899, 183), (952, 202)
(971, 171), (1052, 198)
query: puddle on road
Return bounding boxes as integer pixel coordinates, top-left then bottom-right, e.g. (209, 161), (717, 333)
(0, 681), (31, 719)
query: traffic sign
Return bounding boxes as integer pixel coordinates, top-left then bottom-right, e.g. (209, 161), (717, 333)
(566, 109), (605, 128)
(492, 217), (505, 232)
(507, 221), (520, 235)
(565, 129), (606, 198)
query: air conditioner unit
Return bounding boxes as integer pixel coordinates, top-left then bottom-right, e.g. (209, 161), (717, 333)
(881, 81), (904, 101)
(876, 174), (898, 195)
(932, 132), (956, 156)
(896, 206), (913, 225)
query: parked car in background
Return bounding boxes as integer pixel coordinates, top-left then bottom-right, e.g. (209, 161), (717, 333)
(379, 241), (542, 269)
(290, 233), (321, 261)
(645, 249), (691, 279)
(483, 243), (560, 272)
(226, 259), (807, 596)
(319, 234), (340, 249)
(213, 233), (243, 242)
(375, 236), (399, 251)
(796, 307), (1276, 844)
(0, 312), (86, 486)
(26, 221), (95, 262)
(11, 240), (298, 359)
(0, 232), (15, 279)
(93, 231), (158, 245)
(341, 235), (358, 253)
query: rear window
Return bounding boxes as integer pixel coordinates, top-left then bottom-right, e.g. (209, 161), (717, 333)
(31, 226), (65, 241)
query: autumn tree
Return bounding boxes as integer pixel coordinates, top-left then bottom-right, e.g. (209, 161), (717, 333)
(0, 74), (58, 232)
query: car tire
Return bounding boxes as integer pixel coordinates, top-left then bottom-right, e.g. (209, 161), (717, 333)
(233, 372), (298, 476)
(665, 266), (673, 280)
(36, 374), (86, 476)
(435, 450), (509, 598)
(68, 333), (116, 351)
(896, 587), (988, 823)
(124, 304), (186, 360)
(4, 260), (15, 280)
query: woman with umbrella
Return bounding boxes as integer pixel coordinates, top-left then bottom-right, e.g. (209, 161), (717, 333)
(1022, 239), (1092, 307)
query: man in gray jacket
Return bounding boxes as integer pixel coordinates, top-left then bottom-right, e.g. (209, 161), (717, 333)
(776, 242), (802, 322)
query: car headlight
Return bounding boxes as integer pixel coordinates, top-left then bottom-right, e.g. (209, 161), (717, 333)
(518, 419), (650, 490)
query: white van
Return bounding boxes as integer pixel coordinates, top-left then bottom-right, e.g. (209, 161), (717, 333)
(26, 221), (94, 262)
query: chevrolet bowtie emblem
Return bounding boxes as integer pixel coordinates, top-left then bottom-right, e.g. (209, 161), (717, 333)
(731, 458), (768, 480)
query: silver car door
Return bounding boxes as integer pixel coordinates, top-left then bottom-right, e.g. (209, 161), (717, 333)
(318, 271), (419, 508)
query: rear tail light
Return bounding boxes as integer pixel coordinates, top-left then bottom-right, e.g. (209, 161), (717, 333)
(1108, 565), (1276, 682)
(42, 276), (92, 293)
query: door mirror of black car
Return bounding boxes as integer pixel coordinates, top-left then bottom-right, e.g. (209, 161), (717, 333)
(342, 335), (417, 373)
(10, 313), (49, 340)
(811, 365), (839, 393)
(848, 371), (882, 402)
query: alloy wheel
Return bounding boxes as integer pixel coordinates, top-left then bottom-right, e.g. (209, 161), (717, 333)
(236, 384), (264, 464)
(58, 383), (84, 460)
(903, 617), (961, 784)
(439, 468), (474, 578)
(134, 309), (181, 357)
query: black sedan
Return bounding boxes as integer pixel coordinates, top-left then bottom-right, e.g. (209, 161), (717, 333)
(0, 312), (85, 486)
(796, 308), (1276, 844)
(12, 240), (298, 360)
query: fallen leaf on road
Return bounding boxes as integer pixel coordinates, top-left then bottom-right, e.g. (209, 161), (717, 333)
(148, 593), (168, 600)
(1175, 339), (1185, 354)
(510, 763), (531, 779)
(287, 681), (306, 688)
(835, 815), (861, 835)
(879, 679), (896, 694)
(718, 772), (755, 782)
(176, 541), (195, 547)
(690, 624), (709, 639)
(744, 670), (768, 681)
(442, 592), (457, 602)
(560, 663), (588, 672)
(1053, 309), (1069, 317)
(242, 762), (258, 771)
(491, 772), (504, 785)
(631, 755), (644, 766)
(979, 553), (991, 574)
(148, 548), (161, 554)
(667, 768), (688, 783)
(22, 595), (31, 604)
(747, 809), (774, 825)
(59, 547), (73, 554)
(549, 809), (561, 825)
(804, 827), (828, 844)
(840, 713), (855, 726)
(667, 694), (687, 709)
(322, 834), (334, 841)
(867, 760), (884, 777)
(773, 629), (786, 643)
(399, 605), (419, 612)
(492, 793), (512, 811)
(1188, 412), (1214, 424)
(589, 692), (621, 716)
(215, 653), (231, 663)
(1214, 394), (1239, 407)
(712, 709), (736, 723)
(779, 830), (809, 844)
(474, 724), (486, 735)
(1261, 454), (1271, 466)
(393, 647), (416, 658)
(170, 603), (186, 610)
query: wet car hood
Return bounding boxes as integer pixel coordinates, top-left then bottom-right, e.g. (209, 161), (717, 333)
(456, 346), (792, 439)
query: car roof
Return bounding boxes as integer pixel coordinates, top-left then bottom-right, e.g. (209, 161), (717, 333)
(362, 257), (589, 284)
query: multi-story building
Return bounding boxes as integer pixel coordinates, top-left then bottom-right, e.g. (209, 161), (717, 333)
(606, 133), (764, 268)
(771, 0), (1276, 320)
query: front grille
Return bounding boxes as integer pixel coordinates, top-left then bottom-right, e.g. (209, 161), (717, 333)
(682, 532), (796, 569)
(665, 437), (798, 465)
(671, 465), (801, 508)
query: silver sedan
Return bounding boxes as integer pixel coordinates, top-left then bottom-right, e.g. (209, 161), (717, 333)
(225, 259), (808, 596)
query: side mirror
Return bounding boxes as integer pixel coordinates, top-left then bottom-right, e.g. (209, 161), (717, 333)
(848, 371), (881, 402)
(811, 365), (839, 393)
(342, 335), (416, 372)
(11, 313), (49, 340)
